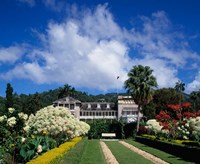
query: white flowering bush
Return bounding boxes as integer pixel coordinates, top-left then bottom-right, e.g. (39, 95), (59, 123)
(25, 106), (90, 140)
(145, 119), (169, 135)
(7, 117), (17, 127)
(189, 116), (200, 141)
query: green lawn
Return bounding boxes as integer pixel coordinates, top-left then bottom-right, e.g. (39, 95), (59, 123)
(53, 138), (106, 164)
(105, 141), (153, 164)
(125, 140), (195, 164)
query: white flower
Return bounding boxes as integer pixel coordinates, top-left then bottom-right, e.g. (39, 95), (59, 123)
(185, 123), (189, 128)
(0, 115), (7, 122)
(21, 137), (26, 143)
(23, 125), (30, 133)
(7, 117), (16, 127)
(25, 106), (90, 138)
(18, 112), (28, 121)
(183, 136), (188, 140)
(37, 145), (42, 153)
(8, 108), (15, 113)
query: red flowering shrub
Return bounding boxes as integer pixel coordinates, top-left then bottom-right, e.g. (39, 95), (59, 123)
(155, 102), (197, 139)
(167, 104), (182, 111)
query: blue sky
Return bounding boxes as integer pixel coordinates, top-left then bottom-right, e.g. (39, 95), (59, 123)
(1, 0), (200, 96)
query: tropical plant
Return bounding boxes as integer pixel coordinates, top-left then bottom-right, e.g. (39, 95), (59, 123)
(124, 65), (157, 132)
(175, 80), (185, 104)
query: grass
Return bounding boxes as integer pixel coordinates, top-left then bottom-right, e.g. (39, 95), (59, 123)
(125, 140), (195, 164)
(105, 141), (153, 164)
(55, 138), (106, 164)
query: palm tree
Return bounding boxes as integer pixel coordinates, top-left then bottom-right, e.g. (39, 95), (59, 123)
(175, 80), (185, 104)
(58, 84), (72, 99)
(124, 65), (157, 132)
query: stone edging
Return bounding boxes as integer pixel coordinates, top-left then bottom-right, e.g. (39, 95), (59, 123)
(119, 141), (169, 164)
(100, 141), (119, 164)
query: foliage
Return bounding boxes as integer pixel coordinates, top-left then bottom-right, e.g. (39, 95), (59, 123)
(126, 140), (192, 164)
(22, 93), (41, 115)
(142, 101), (156, 119)
(27, 137), (82, 164)
(88, 120), (139, 139)
(124, 65), (157, 132)
(190, 91), (200, 111)
(189, 116), (200, 141)
(152, 88), (183, 114)
(25, 106), (90, 142)
(154, 102), (200, 140)
(5, 83), (14, 109)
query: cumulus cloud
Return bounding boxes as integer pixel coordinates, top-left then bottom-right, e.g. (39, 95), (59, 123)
(1, 4), (199, 92)
(0, 46), (24, 64)
(186, 71), (200, 93)
(129, 11), (200, 67)
(1, 4), (130, 91)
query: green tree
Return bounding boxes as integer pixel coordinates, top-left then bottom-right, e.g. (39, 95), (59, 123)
(124, 65), (157, 132)
(175, 80), (185, 104)
(190, 91), (200, 111)
(58, 84), (76, 98)
(23, 93), (41, 115)
(153, 88), (183, 114)
(5, 83), (13, 109)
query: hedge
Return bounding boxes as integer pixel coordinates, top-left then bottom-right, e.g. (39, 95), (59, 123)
(27, 137), (82, 164)
(135, 136), (200, 163)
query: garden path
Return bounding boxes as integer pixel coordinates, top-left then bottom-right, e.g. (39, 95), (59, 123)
(119, 141), (169, 164)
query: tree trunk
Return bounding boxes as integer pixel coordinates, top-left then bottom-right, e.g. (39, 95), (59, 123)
(136, 105), (141, 132)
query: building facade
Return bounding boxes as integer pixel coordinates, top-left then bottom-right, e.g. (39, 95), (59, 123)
(53, 96), (142, 122)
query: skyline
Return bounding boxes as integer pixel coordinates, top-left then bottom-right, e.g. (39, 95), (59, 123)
(1, 0), (200, 96)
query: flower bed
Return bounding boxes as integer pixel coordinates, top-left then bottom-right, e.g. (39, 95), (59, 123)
(27, 137), (82, 164)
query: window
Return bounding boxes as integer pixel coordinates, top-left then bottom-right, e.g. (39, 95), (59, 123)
(70, 104), (74, 109)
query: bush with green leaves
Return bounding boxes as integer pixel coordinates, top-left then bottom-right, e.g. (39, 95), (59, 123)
(17, 135), (57, 163)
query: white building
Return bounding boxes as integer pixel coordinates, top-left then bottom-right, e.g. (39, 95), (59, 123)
(53, 96), (143, 123)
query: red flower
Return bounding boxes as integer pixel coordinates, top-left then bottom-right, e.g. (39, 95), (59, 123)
(163, 114), (171, 120)
(183, 112), (195, 118)
(182, 102), (191, 108)
(176, 113), (182, 119)
(167, 104), (182, 111)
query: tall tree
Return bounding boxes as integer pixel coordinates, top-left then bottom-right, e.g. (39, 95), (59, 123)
(5, 83), (14, 109)
(58, 84), (77, 98)
(175, 80), (185, 104)
(190, 91), (200, 111)
(124, 65), (157, 132)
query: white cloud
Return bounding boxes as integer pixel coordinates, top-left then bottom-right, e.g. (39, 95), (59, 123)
(132, 57), (179, 88)
(0, 46), (24, 64)
(1, 5), (199, 92)
(186, 71), (200, 93)
(1, 4), (130, 91)
(129, 11), (200, 67)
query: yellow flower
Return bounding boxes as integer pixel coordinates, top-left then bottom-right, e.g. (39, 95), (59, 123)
(42, 130), (47, 135)
(31, 135), (35, 139)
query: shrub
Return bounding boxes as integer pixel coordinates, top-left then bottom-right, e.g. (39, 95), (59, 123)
(27, 137), (82, 164)
(24, 106), (90, 141)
